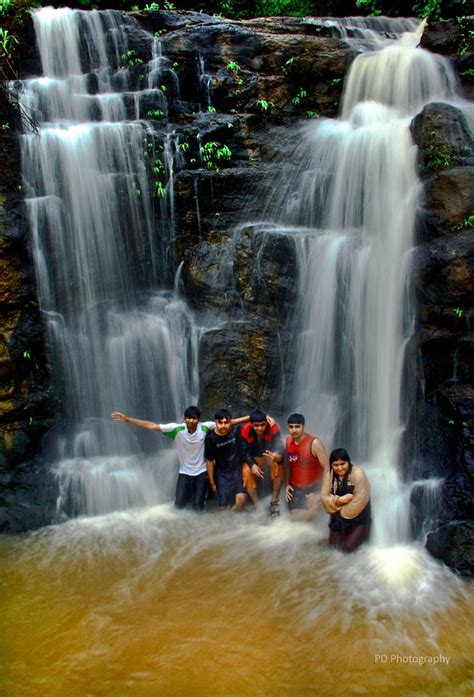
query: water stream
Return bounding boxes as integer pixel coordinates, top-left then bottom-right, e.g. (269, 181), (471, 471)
(263, 18), (460, 547)
(2, 9), (473, 695)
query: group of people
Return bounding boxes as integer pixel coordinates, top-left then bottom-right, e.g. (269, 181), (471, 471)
(111, 406), (372, 553)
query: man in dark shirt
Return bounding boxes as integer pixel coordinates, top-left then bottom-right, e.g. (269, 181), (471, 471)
(204, 409), (247, 511)
(241, 408), (284, 517)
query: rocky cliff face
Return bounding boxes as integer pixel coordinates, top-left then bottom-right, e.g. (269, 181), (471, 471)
(0, 10), (472, 573)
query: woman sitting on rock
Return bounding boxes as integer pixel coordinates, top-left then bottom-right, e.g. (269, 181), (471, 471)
(321, 448), (371, 553)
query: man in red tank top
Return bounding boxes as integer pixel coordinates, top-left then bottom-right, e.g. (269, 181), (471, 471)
(284, 413), (329, 521)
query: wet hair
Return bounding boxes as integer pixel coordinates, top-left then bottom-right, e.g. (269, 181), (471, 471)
(184, 405), (201, 419)
(250, 408), (267, 423)
(214, 408), (232, 421)
(287, 413), (305, 425)
(329, 448), (351, 466)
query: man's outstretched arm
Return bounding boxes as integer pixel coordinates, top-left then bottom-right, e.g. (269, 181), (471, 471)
(112, 412), (162, 432)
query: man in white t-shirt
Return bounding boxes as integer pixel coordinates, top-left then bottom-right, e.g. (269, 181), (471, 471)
(112, 406), (248, 511)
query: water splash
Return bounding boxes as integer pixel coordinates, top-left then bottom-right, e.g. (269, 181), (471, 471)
(15, 8), (201, 516)
(264, 19), (462, 546)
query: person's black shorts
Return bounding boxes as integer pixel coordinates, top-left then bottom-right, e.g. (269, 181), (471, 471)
(287, 483), (320, 511)
(215, 471), (245, 507)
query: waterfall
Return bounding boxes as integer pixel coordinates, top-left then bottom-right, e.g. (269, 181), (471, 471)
(16, 7), (199, 514)
(273, 18), (460, 545)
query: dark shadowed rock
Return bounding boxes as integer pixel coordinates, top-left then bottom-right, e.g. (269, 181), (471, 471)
(198, 321), (288, 415)
(426, 520), (474, 577)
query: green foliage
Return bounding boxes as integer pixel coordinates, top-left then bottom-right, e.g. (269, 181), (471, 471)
(255, 0), (315, 17)
(412, 0), (441, 19)
(147, 108), (165, 118)
(155, 180), (166, 197)
(457, 18), (474, 57)
(0, 27), (18, 55)
(451, 214), (474, 232)
(291, 88), (307, 107)
(426, 152), (452, 171)
(256, 98), (274, 112)
(454, 307), (464, 318)
(226, 61), (241, 73)
(120, 49), (144, 68)
(355, 0), (382, 16)
(207, 105), (216, 112)
(200, 141), (232, 172)
(0, 0), (13, 15)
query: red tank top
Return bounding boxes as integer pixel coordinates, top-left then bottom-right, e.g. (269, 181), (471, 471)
(286, 433), (324, 488)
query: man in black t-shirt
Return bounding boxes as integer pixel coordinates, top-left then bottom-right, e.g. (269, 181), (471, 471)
(204, 409), (247, 511)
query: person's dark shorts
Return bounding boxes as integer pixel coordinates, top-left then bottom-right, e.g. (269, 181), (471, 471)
(288, 483), (320, 512)
(215, 471), (246, 507)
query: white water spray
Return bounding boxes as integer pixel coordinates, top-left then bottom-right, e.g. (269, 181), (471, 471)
(17, 8), (199, 513)
(273, 18), (461, 545)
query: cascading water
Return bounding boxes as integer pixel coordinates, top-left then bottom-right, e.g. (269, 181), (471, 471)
(3, 12), (473, 695)
(268, 18), (460, 546)
(17, 7), (199, 515)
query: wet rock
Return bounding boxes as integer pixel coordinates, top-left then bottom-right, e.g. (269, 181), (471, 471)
(414, 228), (474, 307)
(198, 320), (288, 415)
(420, 18), (464, 55)
(233, 224), (298, 319)
(411, 102), (474, 178)
(426, 520), (474, 577)
(0, 457), (58, 531)
(421, 168), (474, 237)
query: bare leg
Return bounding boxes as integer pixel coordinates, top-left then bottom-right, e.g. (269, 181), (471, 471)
(247, 486), (259, 508)
(232, 493), (247, 512)
(271, 477), (282, 502)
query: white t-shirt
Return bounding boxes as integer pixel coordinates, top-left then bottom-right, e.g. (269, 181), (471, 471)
(159, 421), (215, 476)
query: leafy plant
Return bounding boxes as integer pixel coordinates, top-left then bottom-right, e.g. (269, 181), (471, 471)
(457, 19), (474, 57)
(0, 27), (19, 55)
(0, 0), (14, 15)
(292, 87), (307, 106)
(155, 180), (166, 197)
(256, 98), (274, 112)
(120, 49), (144, 69)
(450, 214), (474, 231)
(454, 307), (464, 318)
(226, 61), (241, 72)
(147, 109), (164, 118)
(412, 0), (441, 19)
(427, 153), (452, 170)
(207, 105), (216, 113)
(200, 141), (232, 172)
(355, 0), (382, 16)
